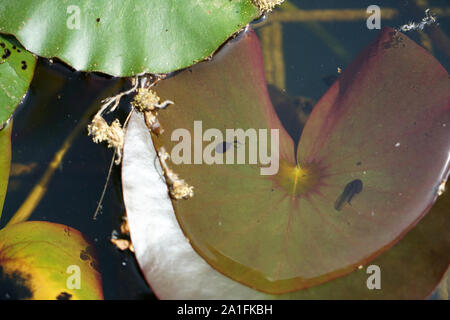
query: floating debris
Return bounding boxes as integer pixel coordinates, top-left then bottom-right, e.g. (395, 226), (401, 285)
(396, 9), (437, 32)
(110, 238), (134, 252)
(88, 115), (124, 164)
(437, 179), (447, 196)
(158, 147), (194, 200)
(252, 0), (284, 12)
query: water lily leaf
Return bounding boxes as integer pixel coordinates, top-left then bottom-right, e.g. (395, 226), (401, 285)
(0, 221), (103, 300)
(0, 34), (36, 125)
(0, 0), (260, 76)
(0, 120), (11, 218)
(123, 27), (450, 296)
(122, 116), (449, 299)
(149, 27), (450, 294)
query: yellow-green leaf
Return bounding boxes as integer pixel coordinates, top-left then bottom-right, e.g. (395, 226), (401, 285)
(0, 221), (103, 300)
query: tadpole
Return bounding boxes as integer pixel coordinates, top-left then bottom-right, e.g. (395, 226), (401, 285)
(334, 179), (363, 211)
(215, 138), (241, 154)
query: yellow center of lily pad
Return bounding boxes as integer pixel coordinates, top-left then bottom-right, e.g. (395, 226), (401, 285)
(274, 160), (323, 196)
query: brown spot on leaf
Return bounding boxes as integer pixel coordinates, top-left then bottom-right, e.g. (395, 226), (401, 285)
(56, 292), (72, 300)
(64, 226), (71, 237)
(80, 250), (90, 261)
(80, 245), (96, 262)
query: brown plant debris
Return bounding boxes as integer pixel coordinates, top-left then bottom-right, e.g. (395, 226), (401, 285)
(158, 147), (194, 200)
(252, 0), (284, 12)
(88, 115), (124, 164)
(132, 86), (173, 135)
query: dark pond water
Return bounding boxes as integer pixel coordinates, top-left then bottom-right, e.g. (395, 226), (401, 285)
(1, 0), (448, 299)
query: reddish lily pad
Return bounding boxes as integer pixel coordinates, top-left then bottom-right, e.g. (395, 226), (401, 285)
(122, 123), (449, 299)
(136, 27), (449, 294)
(0, 221), (103, 300)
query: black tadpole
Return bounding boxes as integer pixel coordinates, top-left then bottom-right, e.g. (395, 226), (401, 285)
(334, 179), (363, 211)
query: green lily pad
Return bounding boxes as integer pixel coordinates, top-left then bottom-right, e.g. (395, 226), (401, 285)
(0, 221), (103, 300)
(0, 34), (36, 125)
(145, 27), (450, 294)
(0, 120), (11, 218)
(0, 0), (260, 76)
